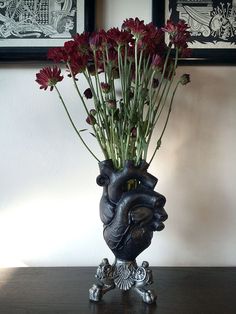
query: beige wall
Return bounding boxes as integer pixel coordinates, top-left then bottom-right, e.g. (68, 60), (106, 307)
(0, 0), (235, 267)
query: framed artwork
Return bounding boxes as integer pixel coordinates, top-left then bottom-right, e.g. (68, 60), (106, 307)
(152, 0), (236, 64)
(0, 0), (95, 61)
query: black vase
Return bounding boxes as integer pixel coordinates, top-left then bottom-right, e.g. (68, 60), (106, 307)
(89, 159), (168, 304)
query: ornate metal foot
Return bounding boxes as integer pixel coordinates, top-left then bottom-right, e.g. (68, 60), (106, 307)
(134, 287), (157, 304)
(89, 258), (115, 301)
(89, 283), (115, 301)
(89, 258), (157, 304)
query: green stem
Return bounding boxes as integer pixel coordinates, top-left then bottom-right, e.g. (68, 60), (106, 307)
(55, 86), (100, 162)
(67, 63), (107, 159)
(146, 48), (179, 150)
(148, 80), (180, 165)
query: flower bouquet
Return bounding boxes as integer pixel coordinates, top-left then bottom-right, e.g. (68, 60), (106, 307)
(36, 18), (191, 303)
(36, 17), (190, 170)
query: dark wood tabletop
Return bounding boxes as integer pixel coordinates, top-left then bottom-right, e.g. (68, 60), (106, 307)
(0, 267), (235, 314)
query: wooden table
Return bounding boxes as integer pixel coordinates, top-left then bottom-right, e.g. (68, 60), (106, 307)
(0, 267), (235, 314)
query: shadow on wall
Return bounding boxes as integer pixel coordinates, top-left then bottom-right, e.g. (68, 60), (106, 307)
(96, 0), (105, 29)
(153, 66), (236, 265)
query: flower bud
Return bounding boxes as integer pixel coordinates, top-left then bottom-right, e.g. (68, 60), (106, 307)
(151, 54), (163, 71)
(90, 109), (96, 116)
(112, 68), (119, 79)
(87, 64), (96, 76)
(89, 34), (101, 50)
(130, 127), (137, 138)
(180, 74), (190, 85)
(86, 115), (96, 125)
(107, 99), (116, 109)
(101, 82), (111, 93)
(152, 78), (159, 88)
(129, 90), (134, 99)
(84, 88), (93, 99)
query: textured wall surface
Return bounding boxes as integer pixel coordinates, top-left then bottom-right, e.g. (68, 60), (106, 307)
(0, 0), (235, 267)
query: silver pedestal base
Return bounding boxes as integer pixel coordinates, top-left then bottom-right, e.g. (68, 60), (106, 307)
(89, 258), (157, 304)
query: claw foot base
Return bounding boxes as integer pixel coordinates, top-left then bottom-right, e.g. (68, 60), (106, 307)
(89, 258), (157, 304)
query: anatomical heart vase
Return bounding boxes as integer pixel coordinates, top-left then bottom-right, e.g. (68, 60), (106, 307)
(89, 159), (168, 304)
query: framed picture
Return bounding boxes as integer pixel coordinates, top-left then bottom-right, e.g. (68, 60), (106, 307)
(152, 0), (236, 64)
(0, 0), (95, 61)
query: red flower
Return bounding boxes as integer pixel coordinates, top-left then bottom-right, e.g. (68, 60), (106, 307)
(107, 27), (133, 45)
(172, 32), (190, 48)
(151, 54), (163, 70)
(74, 32), (89, 44)
(107, 47), (118, 63)
(67, 54), (89, 77)
(177, 20), (189, 33)
(64, 40), (78, 56)
(96, 47), (118, 73)
(144, 24), (166, 55)
(162, 20), (177, 34)
(36, 66), (63, 91)
(89, 29), (108, 50)
(64, 40), (89, 65)
(132, 23), (166, 57)
(73, 32), (90, 55)
(47, 47), (67, 63)
(162, 20), (190, 49)
(122, 18), (146, 38)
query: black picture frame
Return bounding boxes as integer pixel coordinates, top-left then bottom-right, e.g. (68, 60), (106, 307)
(0, 0), (95, 62)
(152, 0), (236, 65)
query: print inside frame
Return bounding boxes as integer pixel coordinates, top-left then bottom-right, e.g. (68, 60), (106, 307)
(152, 0), (236, 64)
(0, 0), (95, 61)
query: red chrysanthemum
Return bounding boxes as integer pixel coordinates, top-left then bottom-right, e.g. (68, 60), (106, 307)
(89, 29), (108, 50)
(36, 66), (63, 91)
(107, 27), (133, 45)
(162, 20), (177, 34)
(122, 17), (146, 38)
(177, 20), (189, 33)
(64, 40), (78, 55)
(67, 54), (89, 77)
(141, 23), (166, 55)
(162, 20), (190, 49)
(73, 32), (90, 55)
(47, 47), (67, 63)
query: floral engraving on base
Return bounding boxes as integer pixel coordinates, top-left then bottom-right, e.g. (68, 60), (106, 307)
(89, 258), (157, 304)
(113, 262), (136, 290)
